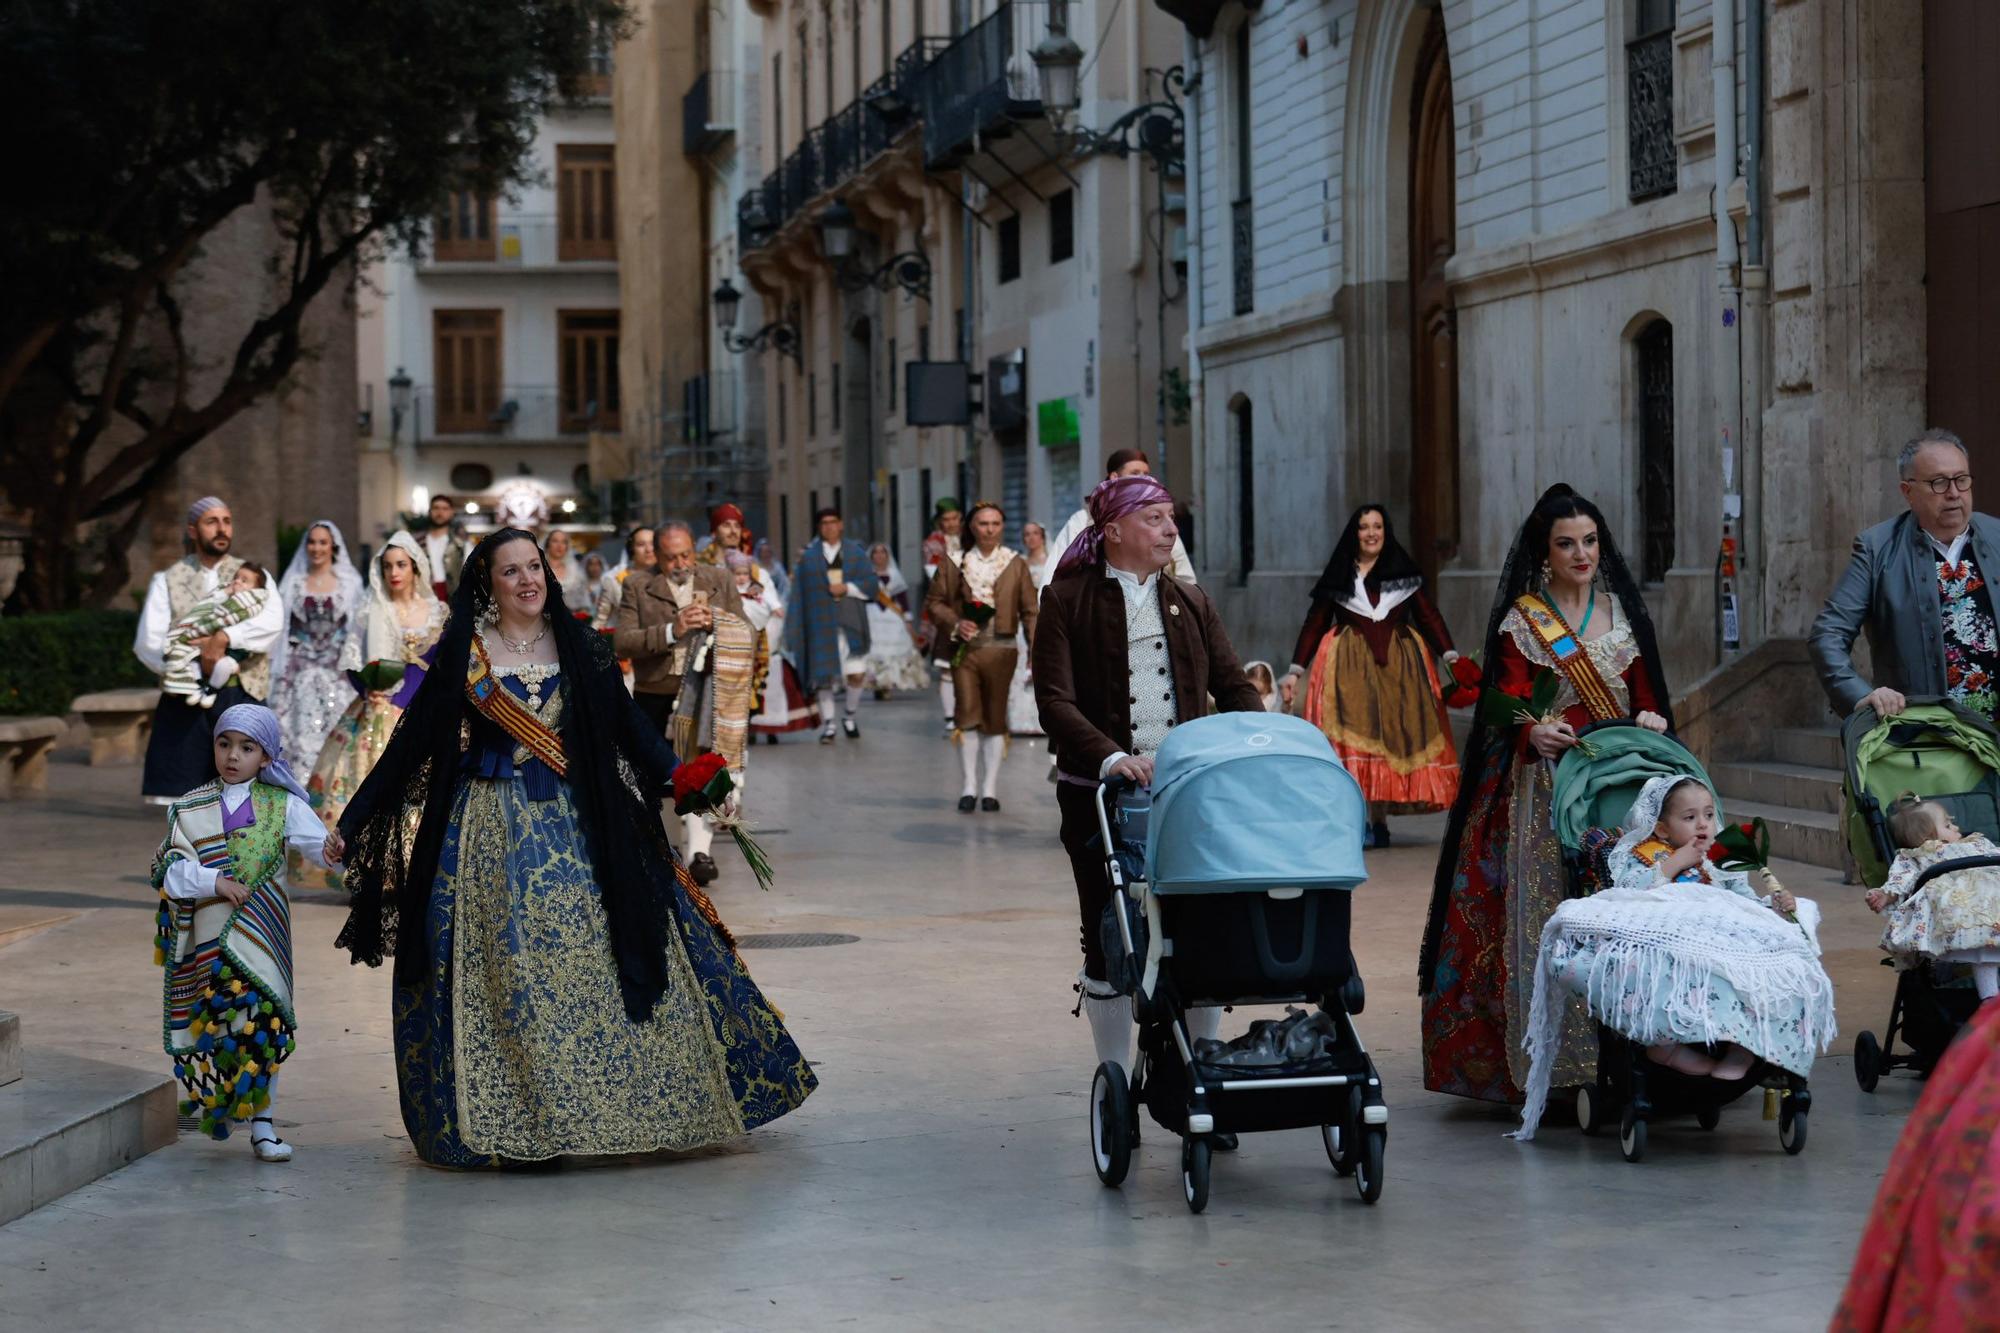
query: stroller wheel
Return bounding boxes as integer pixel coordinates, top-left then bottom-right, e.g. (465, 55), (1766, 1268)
(1575, 1083), (1604, 1137)
(1619, 1108), (1647, 1163)
(1326, 1087), (1363, 1174)
(1089, 1063), (1133, 1187)
(1780, 1100), (1808, 1155)
(1853, 1031), (1882, 1094)
(1181, 1137), (1212, 1214)
(1354, 1128), (1386, 1204)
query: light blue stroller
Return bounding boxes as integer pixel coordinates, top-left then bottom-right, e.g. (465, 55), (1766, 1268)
(1090, 712), (1384, 1213)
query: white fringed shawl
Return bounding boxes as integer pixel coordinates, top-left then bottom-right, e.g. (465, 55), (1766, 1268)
(1513, 883), (1837, 1140)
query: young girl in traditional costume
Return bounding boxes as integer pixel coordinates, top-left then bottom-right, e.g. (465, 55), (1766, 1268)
(1869, 793), (2000, 1002)
(1513, 773), (1836, 1139)
(152, 703), (333, 1161)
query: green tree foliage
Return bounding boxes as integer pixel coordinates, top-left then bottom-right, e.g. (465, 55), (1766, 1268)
(0, 0), (627, 609)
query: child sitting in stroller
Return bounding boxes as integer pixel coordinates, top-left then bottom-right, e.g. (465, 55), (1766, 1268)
(1515, 773), (1836, 1140)
(1868, 792), (2000, 1003)
(1604, 776), (1801, 1079)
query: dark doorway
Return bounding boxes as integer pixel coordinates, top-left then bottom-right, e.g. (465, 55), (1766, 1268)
(1925, 0), (2000, 478)
(1234, 398), (1255, 584)
(1408, 9), (1459, 584)
(1636, 320), (1675, 583)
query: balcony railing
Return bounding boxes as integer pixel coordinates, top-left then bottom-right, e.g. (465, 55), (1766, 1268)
(1231, 197), (1254, 316)
(916, 1), (1045, 168)
(736, 35), (950, 256)
(409, 385), (617, 444)
(417, 214), (616, 269)
(683, 69), (736, 157)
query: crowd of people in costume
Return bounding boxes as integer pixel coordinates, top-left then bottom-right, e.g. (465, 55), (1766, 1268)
(119, 428), (2000, 1315)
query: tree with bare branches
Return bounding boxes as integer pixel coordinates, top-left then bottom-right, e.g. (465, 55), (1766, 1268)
(0, 0), (626, 609)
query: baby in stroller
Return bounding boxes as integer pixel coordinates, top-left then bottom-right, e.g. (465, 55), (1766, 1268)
(1605, 776), (1802, 1079)
(1517, 772), (1836, 1141)
(1868, 792), (2000, 1003)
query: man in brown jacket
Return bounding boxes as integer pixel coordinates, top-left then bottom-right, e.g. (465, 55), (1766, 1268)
(925, 500), (1038, 811)
(1032, 473), (1262, 1103)
(614, 519), (744, 732)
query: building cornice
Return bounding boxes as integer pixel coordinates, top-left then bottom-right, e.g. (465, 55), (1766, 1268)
(1188, 288), (1340, 365)
(1445, 187), (1717, 309)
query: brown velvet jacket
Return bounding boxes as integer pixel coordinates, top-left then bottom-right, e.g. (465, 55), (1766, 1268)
(924, 549), (1039, 644)
(612, 564), (745, 697)
(1031, 562), (1264, 781)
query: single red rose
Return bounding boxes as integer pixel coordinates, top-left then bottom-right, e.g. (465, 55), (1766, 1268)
(673, 752), (729, 808)
(1739, 821), (1755, 837)
(1450, 656), (1482, 689)
(1706, 842), (1728, 864)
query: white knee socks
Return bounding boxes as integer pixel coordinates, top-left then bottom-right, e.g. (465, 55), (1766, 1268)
(1082, 993), (1134, 1073)
(683, 811), (714, 858)
(980, 733), (1006, 798)
(842, 682), (860, 718)
(959, 728), (981, 796)
(1976, 963), (1998, 1000)
(817, 688), (837, 726)
(940, 676), (956, 722)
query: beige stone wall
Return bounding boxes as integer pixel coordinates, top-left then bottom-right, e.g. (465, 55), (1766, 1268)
(126, 204), (360, 597)
(1756, 0), (1925, 647)
(615, 0), (709, 522)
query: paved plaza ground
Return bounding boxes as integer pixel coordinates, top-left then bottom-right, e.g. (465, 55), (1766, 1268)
(0, 698), (1911, 1330)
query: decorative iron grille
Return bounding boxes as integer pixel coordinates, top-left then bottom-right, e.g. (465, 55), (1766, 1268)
(1231, 198), (1254, 316)
(1626, 28), (1675, 201)
(1637, 320), (1675, 583)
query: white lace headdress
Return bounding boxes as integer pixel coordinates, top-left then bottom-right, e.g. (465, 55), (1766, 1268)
(1609, 773), (1713, 866)
(270, 517), (363, 680)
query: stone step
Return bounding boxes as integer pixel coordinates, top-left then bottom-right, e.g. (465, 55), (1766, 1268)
(1723, 797), (1848, 871)
(1773, 725), (1846, 772)
(0, 1012), (17, 1089)
(1710, 759), (1847, 817)
(0, 1048), (176, 1227)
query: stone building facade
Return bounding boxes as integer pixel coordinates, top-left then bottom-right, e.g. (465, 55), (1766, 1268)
(1163, 0), (1959, 701)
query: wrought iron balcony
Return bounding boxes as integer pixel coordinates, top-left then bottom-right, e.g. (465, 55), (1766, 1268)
(1231, 197), (1254, 316)
(916, 2), (1044, 168)
(735, 35), (948, 256)
(683, 69), (735, 157)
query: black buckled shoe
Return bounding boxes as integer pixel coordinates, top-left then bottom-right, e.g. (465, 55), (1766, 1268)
(689, 852), (719, 886)
(980, 797), (1001, 812)
(842, 717), (860, 739)
(958, 795), (977, 812)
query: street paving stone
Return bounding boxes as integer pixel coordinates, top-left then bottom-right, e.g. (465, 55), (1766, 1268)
(0, 699), (1907, 1330)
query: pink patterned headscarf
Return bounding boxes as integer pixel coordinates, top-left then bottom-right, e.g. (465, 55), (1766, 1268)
(1055, 474), (1176, 573)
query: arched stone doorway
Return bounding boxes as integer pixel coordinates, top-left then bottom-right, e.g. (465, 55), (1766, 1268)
(1407, 8), (1459, 584)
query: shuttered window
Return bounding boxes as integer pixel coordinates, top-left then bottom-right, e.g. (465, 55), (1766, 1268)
(559, 310), (621, 432)
(434, 193), (496, 262)
(557, 145), (617, 261)
(433, 310), (501, 434)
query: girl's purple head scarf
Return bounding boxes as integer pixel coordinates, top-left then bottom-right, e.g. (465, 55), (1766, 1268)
(211, 703), (313, 807)
(1055, 473), (1177, 573)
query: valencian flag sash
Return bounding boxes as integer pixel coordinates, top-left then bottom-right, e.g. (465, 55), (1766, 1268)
(1512, 593), (1623, 722)
(465, 639), (569, 776)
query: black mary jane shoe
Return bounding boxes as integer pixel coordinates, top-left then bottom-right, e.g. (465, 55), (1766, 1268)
(842, 717), (861, 740)
(818, 726), (836, 745)
(689, 852), (719, 886)
(980, 797), (1001, 813)
(958, 795), (978, 813)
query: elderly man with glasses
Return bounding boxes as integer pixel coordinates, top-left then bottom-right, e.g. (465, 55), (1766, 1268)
(1811, 427), (2000, 720)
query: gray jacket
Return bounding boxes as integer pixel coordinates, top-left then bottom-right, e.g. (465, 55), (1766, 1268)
(1808, 510), (2000, 715)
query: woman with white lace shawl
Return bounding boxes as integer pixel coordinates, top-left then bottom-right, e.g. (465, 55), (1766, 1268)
(267, 521), (364, 775)
(1515, 774), (1837, 1140)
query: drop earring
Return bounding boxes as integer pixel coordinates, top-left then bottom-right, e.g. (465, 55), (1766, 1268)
(1539, 560), (1554, 590)
(478, 593), (499, 627)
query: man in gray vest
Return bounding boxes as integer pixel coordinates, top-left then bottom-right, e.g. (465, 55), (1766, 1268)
(1810, 428), (2000, 721)
(133, 496), (284, 801)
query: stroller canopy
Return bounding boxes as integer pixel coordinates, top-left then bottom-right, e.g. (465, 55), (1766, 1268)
(1145, 713), (1368, 893)
(1550, 726), (1714, 852)
(1843, 697), (2000, 888)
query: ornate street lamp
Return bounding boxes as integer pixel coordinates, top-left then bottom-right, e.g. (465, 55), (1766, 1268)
(1030, 2), (1084, 129)
(814, 202), (933, 303)
(712, 277), (803, 368)
(387, 366), (413, 443)
(1033, 25), (1186, 177)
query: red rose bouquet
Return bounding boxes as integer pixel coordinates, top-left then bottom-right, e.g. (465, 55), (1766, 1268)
(1478, 669), (1600, 757)
(950, 599), (997, 667)
(1707, 817), (1796, 921)
(1443, 654), (1482, 710)
(672, 752), (775, 891)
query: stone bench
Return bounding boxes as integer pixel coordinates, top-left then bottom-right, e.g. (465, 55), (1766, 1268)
(0, 717), (62, 798)
(69, 687), (159, 766)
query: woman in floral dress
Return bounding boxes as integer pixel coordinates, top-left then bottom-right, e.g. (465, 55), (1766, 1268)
(267, 520), (361, 774)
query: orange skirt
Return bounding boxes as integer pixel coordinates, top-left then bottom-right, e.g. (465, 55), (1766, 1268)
(1302, 625), (1460, 813)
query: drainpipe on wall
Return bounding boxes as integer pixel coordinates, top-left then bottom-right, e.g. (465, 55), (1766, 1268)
(1741, 0), (1768, 654)
(1712, 0), (1743, 661)
(1183, 27), (1205, 569)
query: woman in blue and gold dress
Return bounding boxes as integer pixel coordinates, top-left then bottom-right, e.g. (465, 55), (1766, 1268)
(330, 528), (814, 1167)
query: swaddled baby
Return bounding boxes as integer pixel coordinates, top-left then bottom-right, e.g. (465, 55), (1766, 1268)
(1868, 793), (2000, 1003)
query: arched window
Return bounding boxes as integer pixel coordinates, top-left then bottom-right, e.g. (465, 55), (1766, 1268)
(1636, 319), (1674, 583)
(1233, 397), (1255, 584)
